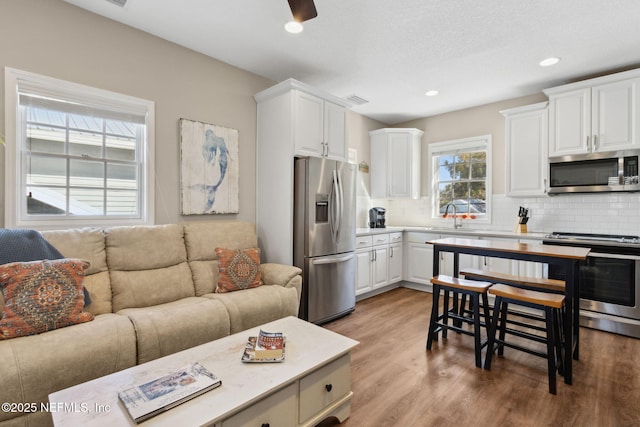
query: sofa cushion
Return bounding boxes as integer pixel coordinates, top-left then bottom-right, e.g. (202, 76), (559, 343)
(215, 247), (263, 293)
(42, 228), (112, 315)
(0, 313), (136, 425)
(106, 224), (196, 311)
(183, 221), (258, 296)
(0, 259), (94, 339)
(118, 297), (231, 364)
(204, 285), (300, 334)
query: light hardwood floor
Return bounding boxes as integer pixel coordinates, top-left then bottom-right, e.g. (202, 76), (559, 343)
(322, 287), (640, 427)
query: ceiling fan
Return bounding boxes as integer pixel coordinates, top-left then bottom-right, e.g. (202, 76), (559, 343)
(287, 0), (318, 22)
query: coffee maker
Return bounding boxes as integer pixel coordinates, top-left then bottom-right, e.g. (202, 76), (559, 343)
(368, 207), (386, 228)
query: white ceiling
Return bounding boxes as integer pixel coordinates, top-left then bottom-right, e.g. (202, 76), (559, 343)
(64, 0), (640, 125)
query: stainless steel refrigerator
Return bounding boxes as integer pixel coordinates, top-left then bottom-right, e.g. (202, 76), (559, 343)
(293, 156), (356, 324)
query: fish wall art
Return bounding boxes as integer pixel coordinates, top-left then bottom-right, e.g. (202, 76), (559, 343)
(179, 118), (239, 214)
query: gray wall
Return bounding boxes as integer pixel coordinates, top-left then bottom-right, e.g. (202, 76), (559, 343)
(0, 0), (274, 226)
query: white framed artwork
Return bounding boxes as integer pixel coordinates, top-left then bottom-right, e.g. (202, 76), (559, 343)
(179, 118), (239, 215)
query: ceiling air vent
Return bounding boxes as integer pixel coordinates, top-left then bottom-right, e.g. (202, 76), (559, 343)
(106, 0), (127, 6)
(343, 94), (369, 106)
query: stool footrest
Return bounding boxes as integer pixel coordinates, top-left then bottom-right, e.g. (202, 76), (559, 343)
(502, 326), (547, 345)
(493, 340), (548, 360)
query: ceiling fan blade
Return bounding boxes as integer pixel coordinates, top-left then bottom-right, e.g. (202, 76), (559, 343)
(287, 0), (318, 22)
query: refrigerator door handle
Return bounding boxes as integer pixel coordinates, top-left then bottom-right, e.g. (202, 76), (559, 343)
(336, 170), (344, 241)
(330, 170), (340, 243)
(312, 253), (355, 265)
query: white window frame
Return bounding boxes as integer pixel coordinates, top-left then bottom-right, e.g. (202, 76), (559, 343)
(428, 135), (492, 225)
(4, 67), (155, 229)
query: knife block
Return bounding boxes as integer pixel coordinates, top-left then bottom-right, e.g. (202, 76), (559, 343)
(516, 224), (527, 234)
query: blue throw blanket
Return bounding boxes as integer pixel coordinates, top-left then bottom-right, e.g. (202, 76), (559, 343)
(0, 228), (91, 306)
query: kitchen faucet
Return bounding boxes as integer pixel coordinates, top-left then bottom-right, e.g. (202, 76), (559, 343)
(443, 202), (462, 229)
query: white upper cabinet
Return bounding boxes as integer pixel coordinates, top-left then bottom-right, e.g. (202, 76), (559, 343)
(293, 91), (347, 161)
(254, 79), (350, 264)
(545, 69), (640, 157)
(370, 128), (423, 199)
(323, 100), (348, 160)
(501, 102), (548, 197)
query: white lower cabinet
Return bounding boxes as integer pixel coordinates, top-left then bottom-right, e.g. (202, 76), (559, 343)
(476, 237), (517, 275)
(517, 239), (545, 277)
(388, 239), (403, 283)
(355, 245), (373, 295)
(405, 232), (439, 285)
(371, 244), (389, 289)
(355, 232), (403, 296)
(374, 232), (545, 292)
(405, 232), (479, 284)
(406, 242), (434, 284)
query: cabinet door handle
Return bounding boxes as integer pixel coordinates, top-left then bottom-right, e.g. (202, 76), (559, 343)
(594, 134), (598, 150)
(390, 247), (394, 258)
(586, 135), (590, 151)
(325, 384), (333, 392)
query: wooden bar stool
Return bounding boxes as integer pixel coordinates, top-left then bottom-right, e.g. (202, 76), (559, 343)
(460, 268), (566, 351)
(426, 275), (493, 368)
(484, 284), (565, 394)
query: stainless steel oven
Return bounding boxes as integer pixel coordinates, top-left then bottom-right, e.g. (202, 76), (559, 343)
(544, 232), (640, 338)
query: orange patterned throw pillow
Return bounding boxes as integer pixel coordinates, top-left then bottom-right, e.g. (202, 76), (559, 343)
(215, 248), (263, 293)
(0, 259), (94, 339)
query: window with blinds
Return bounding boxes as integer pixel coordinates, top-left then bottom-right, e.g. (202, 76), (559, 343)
(428, 135), (492, 222)
(5, 68), (155, 228)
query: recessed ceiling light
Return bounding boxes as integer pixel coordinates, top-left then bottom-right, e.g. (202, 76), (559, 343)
(284, 21), (304, 34)
(425, 90), (439, 97)
(539, 57), (561, 67)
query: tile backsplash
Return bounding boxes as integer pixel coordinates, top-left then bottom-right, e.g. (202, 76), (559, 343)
(358, 192), (640, 236)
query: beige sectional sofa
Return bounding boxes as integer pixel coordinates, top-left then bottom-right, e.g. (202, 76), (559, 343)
(0, 221), (302, 427)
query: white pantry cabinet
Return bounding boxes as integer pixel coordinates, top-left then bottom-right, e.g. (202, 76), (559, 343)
(501, 102), (549, 197)
(544, 69), (640, 157)
(254, 79), (350, 264)
(370, 128), (423, 199)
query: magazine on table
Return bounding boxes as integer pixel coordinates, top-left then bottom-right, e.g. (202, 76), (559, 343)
(118, 362), (221, 424)
(241, 329), (286, 362)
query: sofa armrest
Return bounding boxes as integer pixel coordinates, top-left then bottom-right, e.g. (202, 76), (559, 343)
(260, 263), (302, 301)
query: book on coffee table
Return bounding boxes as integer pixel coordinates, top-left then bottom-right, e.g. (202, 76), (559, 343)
(241, 330), (286, 362)
(118, 362), (222, 424)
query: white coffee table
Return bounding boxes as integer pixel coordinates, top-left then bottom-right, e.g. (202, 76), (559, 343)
(49, 316), (358, 426)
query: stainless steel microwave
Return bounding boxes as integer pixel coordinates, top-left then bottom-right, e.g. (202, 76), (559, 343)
(548, 150), (640, 194)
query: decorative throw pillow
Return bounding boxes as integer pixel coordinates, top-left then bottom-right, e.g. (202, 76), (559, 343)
(0, 259), (94, 339)
(215, 247), (263, 293)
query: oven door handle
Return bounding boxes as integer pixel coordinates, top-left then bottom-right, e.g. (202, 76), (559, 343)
(589, 252), (640, 261)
